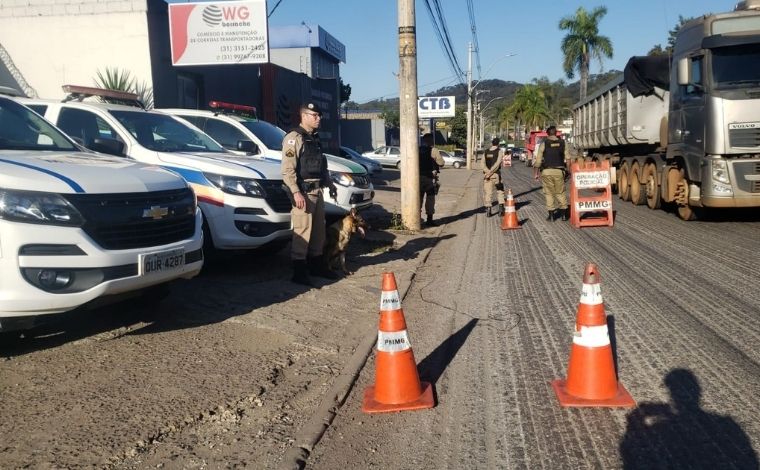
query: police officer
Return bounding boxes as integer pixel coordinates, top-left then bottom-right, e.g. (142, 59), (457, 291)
(483, 137), (506, 217)
(533, 125), (569, 221)
(281, 103), (339, 286)
(419, 133), (445, 226)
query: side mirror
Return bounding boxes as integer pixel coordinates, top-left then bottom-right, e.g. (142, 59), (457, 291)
(237, 140), (259, 154)
(90, 137), (125, 156)
(677, 58), (690, 86)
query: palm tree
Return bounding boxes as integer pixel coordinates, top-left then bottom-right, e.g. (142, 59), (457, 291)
(94, 67), (154, 109)
(505, 85), (550, 134)
(559, 6), (613, 101)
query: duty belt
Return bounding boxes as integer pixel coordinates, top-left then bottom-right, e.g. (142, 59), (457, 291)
(299, 180), (322, 192)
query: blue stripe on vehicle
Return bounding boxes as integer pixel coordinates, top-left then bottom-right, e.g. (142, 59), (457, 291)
(0, 158), (85, 193)
(161, 166), (210, 185)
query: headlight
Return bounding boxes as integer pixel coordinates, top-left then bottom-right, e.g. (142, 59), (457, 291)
(711, 159), (730, 184)
(0, 189), (84, 226)
(204, 172), (265, 197)
(330, 171), (355, 187)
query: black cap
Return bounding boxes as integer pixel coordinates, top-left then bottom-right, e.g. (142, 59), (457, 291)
(492, 137), (500, 145)
(300, 102), (322, 115)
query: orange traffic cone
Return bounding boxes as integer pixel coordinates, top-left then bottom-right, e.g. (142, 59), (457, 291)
(501, 189), (521, 230)
(362, 272), (435, 413)
(551, 263), (635, 407)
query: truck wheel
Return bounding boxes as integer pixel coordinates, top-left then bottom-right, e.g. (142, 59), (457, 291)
(643, 163), (661, 209)
(673, 168), (698, 220)
(618, 163), (631, 201)
(629, 162), (646, 205)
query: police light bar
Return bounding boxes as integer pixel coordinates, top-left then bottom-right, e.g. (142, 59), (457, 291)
(62, 85), (140, 102)
(209, 100), (257, 116)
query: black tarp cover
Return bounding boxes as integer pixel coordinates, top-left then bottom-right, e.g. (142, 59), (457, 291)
(624, 56), (671, 97)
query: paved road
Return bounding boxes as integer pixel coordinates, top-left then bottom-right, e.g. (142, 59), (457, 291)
(307, 163), (760, 469)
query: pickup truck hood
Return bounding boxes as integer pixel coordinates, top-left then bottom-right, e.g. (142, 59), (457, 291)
(256, 149), (367, 175)
(0, 151), (186, 194)
(156, 151), (282, 180)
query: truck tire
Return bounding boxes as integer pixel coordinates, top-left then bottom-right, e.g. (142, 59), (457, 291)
(629, 162), (646, 205)
(643, 163), (661, 209)
(673, 168), (699, 221)
(618, 162), (631, 201)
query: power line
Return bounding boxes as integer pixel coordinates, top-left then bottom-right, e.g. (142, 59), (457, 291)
(353, 75), (461, 104)
(267, 0), (285, 18)
(421, 0), (465, 85)
(466, 0), (481, 78)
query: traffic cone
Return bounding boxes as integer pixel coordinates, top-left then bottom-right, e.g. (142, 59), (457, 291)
(501, 189), (521, 230)
(362, 272), (435, 413)
(551, 263), (635, 407)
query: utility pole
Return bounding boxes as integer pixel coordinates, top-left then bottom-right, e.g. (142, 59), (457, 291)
(398, 0), (420, 230)
(465, 42), (473, 170)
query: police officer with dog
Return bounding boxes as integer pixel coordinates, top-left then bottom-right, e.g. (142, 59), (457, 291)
(281, 102), (339, 286)
(533, 125), (569, 221)
(419, 133), (445, 227)
(483, 137), (506, 217)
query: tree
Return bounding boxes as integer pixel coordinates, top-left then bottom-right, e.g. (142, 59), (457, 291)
(448, 107), (468, 147)
(648, 15), (696, 56)
(93, 67), (154, 109)
(648, 44), (668, 56)
(506, 84), (550, 132)
(379, 107), (399, 128)
(559, 6), (614, 101)
(339, 77), (351, 104)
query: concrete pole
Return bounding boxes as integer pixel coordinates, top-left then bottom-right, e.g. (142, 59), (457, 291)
(398, 0), (420, 230)
(465, 42), (473, 170)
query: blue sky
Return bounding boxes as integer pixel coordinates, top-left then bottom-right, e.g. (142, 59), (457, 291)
(169, 0), (733, 103)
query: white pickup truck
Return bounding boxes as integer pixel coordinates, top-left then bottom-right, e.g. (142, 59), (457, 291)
(22, 87), (293, 253)
(0, 94), (204, 331)
(161, 102), (374, 216)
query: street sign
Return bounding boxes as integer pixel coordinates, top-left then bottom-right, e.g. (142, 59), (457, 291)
(418, 96), (455, 118)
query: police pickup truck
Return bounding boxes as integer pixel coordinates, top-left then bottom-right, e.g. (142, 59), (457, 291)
(0, 94), (203, 331)
(22, 86), (293, 253)
(161, 102), (374, 215)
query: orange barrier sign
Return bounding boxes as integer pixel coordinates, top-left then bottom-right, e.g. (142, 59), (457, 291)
(569, 161), (614, 228)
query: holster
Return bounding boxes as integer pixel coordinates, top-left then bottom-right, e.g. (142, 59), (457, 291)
(282, 183), (297, 207)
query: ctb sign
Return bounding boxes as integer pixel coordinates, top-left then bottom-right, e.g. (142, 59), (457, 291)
(418, 96), (455, 118)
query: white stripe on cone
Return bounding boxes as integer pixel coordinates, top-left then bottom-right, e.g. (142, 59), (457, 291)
(380, 290), (401, 311)
(506, 205), (516, 213)
(377, 330), (411, 352)
(572, 324), (610, 347)
(580, 283), (603, 305)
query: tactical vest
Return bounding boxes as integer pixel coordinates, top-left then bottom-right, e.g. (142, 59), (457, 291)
(541, 138), (565, 169)
(485, 147), (500, 169)
(291, 127), (325, 181)
(419, 146), (437, 178)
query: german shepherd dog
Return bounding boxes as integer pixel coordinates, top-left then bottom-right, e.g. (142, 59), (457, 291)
(324, 208), (368, 275)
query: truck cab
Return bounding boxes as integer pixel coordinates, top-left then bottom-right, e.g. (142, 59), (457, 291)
(161, 102), (374, 216)
(0, 94), (203, 331)
(22, 87), (292, 252)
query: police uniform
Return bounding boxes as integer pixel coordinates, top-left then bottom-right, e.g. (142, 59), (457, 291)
(534, 135), (568, 220)
(483, 145), (506, 216)
(419, 142), (445, 225)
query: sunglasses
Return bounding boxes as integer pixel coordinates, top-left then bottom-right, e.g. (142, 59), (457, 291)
(303, 112), (322, 118)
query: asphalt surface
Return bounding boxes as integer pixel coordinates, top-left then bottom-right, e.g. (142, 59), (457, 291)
(1, 163), (758, 469)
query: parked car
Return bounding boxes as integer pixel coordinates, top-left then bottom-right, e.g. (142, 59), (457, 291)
(0, 94), (203, 331)
(22, 87), (292, 253)
(439, 150), (465, 169)
(338, 146), (382, 176)
(161, 104), (373, 215)
(362, 145), (402, 168)
(511, 147), (525, 159)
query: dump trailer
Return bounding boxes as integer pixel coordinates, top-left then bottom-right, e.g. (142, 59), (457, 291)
(573, 1), (760, 220)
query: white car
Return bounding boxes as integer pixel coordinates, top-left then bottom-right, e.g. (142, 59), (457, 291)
(363, 145), (402, 168)
(0, 94), (203, 331)
(161, 104), (373, 215)
(23, 88), (293, 253)
(439, 150), (465, 169)
(338, 146), (383, 176)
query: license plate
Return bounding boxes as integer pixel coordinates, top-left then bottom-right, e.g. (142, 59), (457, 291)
(139, 248), (185, 276)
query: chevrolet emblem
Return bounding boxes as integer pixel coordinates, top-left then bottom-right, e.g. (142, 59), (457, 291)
(142, 205), (169, 220)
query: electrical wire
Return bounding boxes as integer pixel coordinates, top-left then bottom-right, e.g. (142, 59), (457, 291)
(421, 0), (465, 86)
(466, 0), (482, 78)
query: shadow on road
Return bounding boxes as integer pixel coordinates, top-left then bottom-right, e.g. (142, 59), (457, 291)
(619, 368), (759, 470)
(417, 318), (478, 387)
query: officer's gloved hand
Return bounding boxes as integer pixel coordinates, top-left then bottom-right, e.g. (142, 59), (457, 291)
(329, 184), (338, 200)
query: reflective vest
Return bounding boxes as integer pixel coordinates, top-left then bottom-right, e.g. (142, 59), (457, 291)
(485, 147), (500, 169)
(419, 146), (438, 178)
(541, 138), (565, 169)
(292, 127), (325, 181)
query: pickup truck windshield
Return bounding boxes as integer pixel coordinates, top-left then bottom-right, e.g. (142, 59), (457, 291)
(240, 119), (286, 151)
(110, 110), (225, 153)
(712, 44), (760, 88)
(0, 98), (78, 151)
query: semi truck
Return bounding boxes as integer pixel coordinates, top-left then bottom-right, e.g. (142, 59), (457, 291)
(572, 0), (760, 220)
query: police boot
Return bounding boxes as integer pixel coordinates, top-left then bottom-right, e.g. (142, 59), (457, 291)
(308, 255), (339, 280)
(485, 206), (492, 218)
(499, 204), (505, 217)
(546, 210), (555, 221)
(561, 208), (570, 221)
(291, 259), (313, 287)
(426, 215), (438, 227)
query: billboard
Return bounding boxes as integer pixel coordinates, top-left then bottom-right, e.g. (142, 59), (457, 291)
(169, 0), (268, 66)
(417, 96), (455, 118)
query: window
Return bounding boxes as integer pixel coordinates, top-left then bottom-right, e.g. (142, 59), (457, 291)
(390, 147), (401, 155)
(26, 104), (47, 116)
(109, 110), (224, 153)
(176, 115), (206, 130)
(374, 147), (386, 155)
(57, 108), (120, 147)
(204, 119), (248, 150)
(686, 56), (703, 95)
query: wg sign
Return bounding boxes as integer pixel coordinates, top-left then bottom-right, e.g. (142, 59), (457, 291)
(169, 0), (268, 66)
(418, 96), (455, 118)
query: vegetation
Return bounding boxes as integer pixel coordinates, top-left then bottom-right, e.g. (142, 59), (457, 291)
(93, 67), (154, 109)
(648, 15), (696, 56)
(559, 6), (614, 101)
